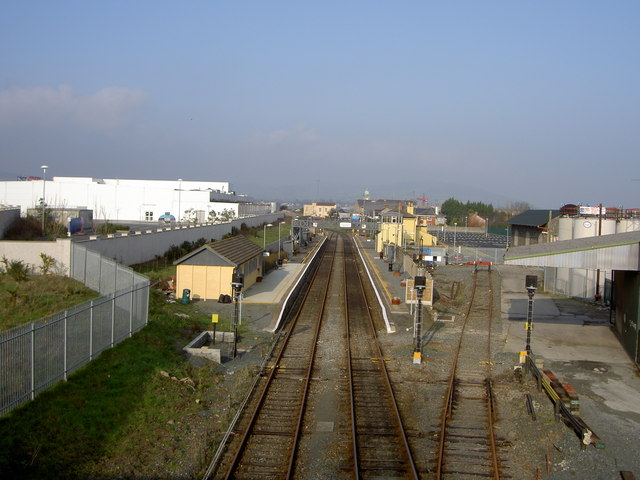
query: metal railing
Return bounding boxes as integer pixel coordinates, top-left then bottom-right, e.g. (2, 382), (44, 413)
(0, 244), (149, 417)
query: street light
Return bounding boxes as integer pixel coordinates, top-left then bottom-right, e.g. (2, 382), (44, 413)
(177, 178), (182, 225)
(231, 272), (244, 359)
(263, 223), (273, 251)
(454, 222), (457, 252)
(278, 221), (286, 260)
(525, 275), (537, 354)
(40, 165), (48, 236)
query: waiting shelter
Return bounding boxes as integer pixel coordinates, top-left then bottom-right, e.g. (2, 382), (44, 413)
(174, 235), (264, 301)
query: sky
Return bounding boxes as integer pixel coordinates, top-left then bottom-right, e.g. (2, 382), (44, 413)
(1, 1), (639, 208)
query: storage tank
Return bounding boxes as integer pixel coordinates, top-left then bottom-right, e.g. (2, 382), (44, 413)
(558, 217), (573, 241)
(572, 218), (597, 238)
(617, 218), (640, 233)
(600, 219), (616, 236)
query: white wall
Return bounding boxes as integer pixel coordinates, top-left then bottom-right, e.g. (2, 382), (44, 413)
(0, 214), (284, 271)
(0, 238), (71, 275)
(76, 214), (284, 265)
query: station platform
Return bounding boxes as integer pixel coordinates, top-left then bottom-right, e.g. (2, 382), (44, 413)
(242, 262), (305, 304)
(354, 237), (413, 311)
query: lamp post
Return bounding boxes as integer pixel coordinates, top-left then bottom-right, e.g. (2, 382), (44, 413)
(177, 178), (182, 225)
(454, 222), (457, 252)
(263, 223), (273, 251)
(278, 221), (286, 260)
(231, 273), (244, 358)
(525, 275), (537, 354)
(40, 165), (48, 236)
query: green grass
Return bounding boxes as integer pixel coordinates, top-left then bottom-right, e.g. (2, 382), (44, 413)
(0, 290), (249, 479)
(0, 275), (98, 331)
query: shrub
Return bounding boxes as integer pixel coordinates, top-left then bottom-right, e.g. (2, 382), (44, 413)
(97, 223), (130, 235)
(39, 253), (56, 275)
(1, 256), (30, 282)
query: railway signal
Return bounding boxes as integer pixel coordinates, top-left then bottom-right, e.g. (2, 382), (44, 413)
(413, 275), (426, 364)
(525, 275), (537, 354)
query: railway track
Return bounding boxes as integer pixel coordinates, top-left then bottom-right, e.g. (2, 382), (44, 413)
(434, 267), (509, 479)
(209, 233), (418, 479)
(344, 238), (418, 479)
(213, 234), (338, 479)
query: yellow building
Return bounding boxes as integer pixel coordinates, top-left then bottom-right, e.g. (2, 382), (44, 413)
(303, 202), (338, 218)
(174, 235), (264, 301)
(376, 211), (437, 254)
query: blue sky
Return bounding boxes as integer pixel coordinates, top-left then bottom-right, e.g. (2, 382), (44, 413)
(1, 1), (639, 208)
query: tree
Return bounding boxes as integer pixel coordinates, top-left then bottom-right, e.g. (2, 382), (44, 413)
(220, 209), (236, 222)
(182, 208), (198, 225)
(441, 198), (467, 225)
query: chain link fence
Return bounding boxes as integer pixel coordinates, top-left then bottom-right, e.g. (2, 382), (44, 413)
(0, 244), (149, 417)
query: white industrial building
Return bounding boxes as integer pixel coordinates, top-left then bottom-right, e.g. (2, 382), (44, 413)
(0, 177), (271, 223)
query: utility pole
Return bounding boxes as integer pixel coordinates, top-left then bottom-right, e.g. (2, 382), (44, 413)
(40, 165), (48, 236)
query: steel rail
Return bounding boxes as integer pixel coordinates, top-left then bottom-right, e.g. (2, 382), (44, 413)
(435, 269), (501, 480)
(346, 236), (419, 479)
(221, 235), (337, 479)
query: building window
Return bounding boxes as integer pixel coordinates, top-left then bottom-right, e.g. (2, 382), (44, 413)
(145, 211), (154, 221)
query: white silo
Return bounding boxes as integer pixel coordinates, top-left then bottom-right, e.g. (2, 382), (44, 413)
(617, 218), (640, 233)
(572, 218), (597, 238)
(600, 219), (617, 236)
(558, 217), (573, 241)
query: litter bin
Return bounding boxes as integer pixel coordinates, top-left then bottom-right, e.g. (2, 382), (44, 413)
(181, 289), (191, 304)
(388, 262), (393, 272)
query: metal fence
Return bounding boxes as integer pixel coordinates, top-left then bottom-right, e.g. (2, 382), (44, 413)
(0, 244), (149, 417)
(453, 246), (507, 264)
(71, 242), (149, 295)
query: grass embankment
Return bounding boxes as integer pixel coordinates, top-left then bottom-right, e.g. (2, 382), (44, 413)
(0, 279), (258, 479)
(0, 275), (98, 331)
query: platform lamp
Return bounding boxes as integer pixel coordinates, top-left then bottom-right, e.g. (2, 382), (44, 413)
(525, 275), (537, 354)
(231, 272), (244, 359)
(263, 223), (273, 252)
(454, 222), (457, 252)
(40, 165), (48, 235)
(413, 275), (427, 364)
(278, 221), (286, 261)
(177, 178), (182, 225)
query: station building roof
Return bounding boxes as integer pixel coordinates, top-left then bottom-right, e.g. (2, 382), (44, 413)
(504, 231), (640, 271)
(174, 235), (263, 267)
(506, 209), (561, 227)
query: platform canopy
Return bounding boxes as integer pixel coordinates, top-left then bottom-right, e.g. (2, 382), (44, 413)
(504, 231), (640, 271)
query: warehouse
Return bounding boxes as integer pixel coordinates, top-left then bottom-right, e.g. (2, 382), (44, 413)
(0, 176), (271, 223)
(504, 231), (640, 362)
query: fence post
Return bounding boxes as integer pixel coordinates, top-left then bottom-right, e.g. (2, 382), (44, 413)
(83, 246), (88, 285)
(111, 292), (115, 348)
(89, 299), (94, 360)
(98, 253), (102, 293)
(64, 311), (68, 381)
(30, 322), (35, 400)
(129, 271), (134, 337)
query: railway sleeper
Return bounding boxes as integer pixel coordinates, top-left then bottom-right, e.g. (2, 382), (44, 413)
(443, 469), (508, 478)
